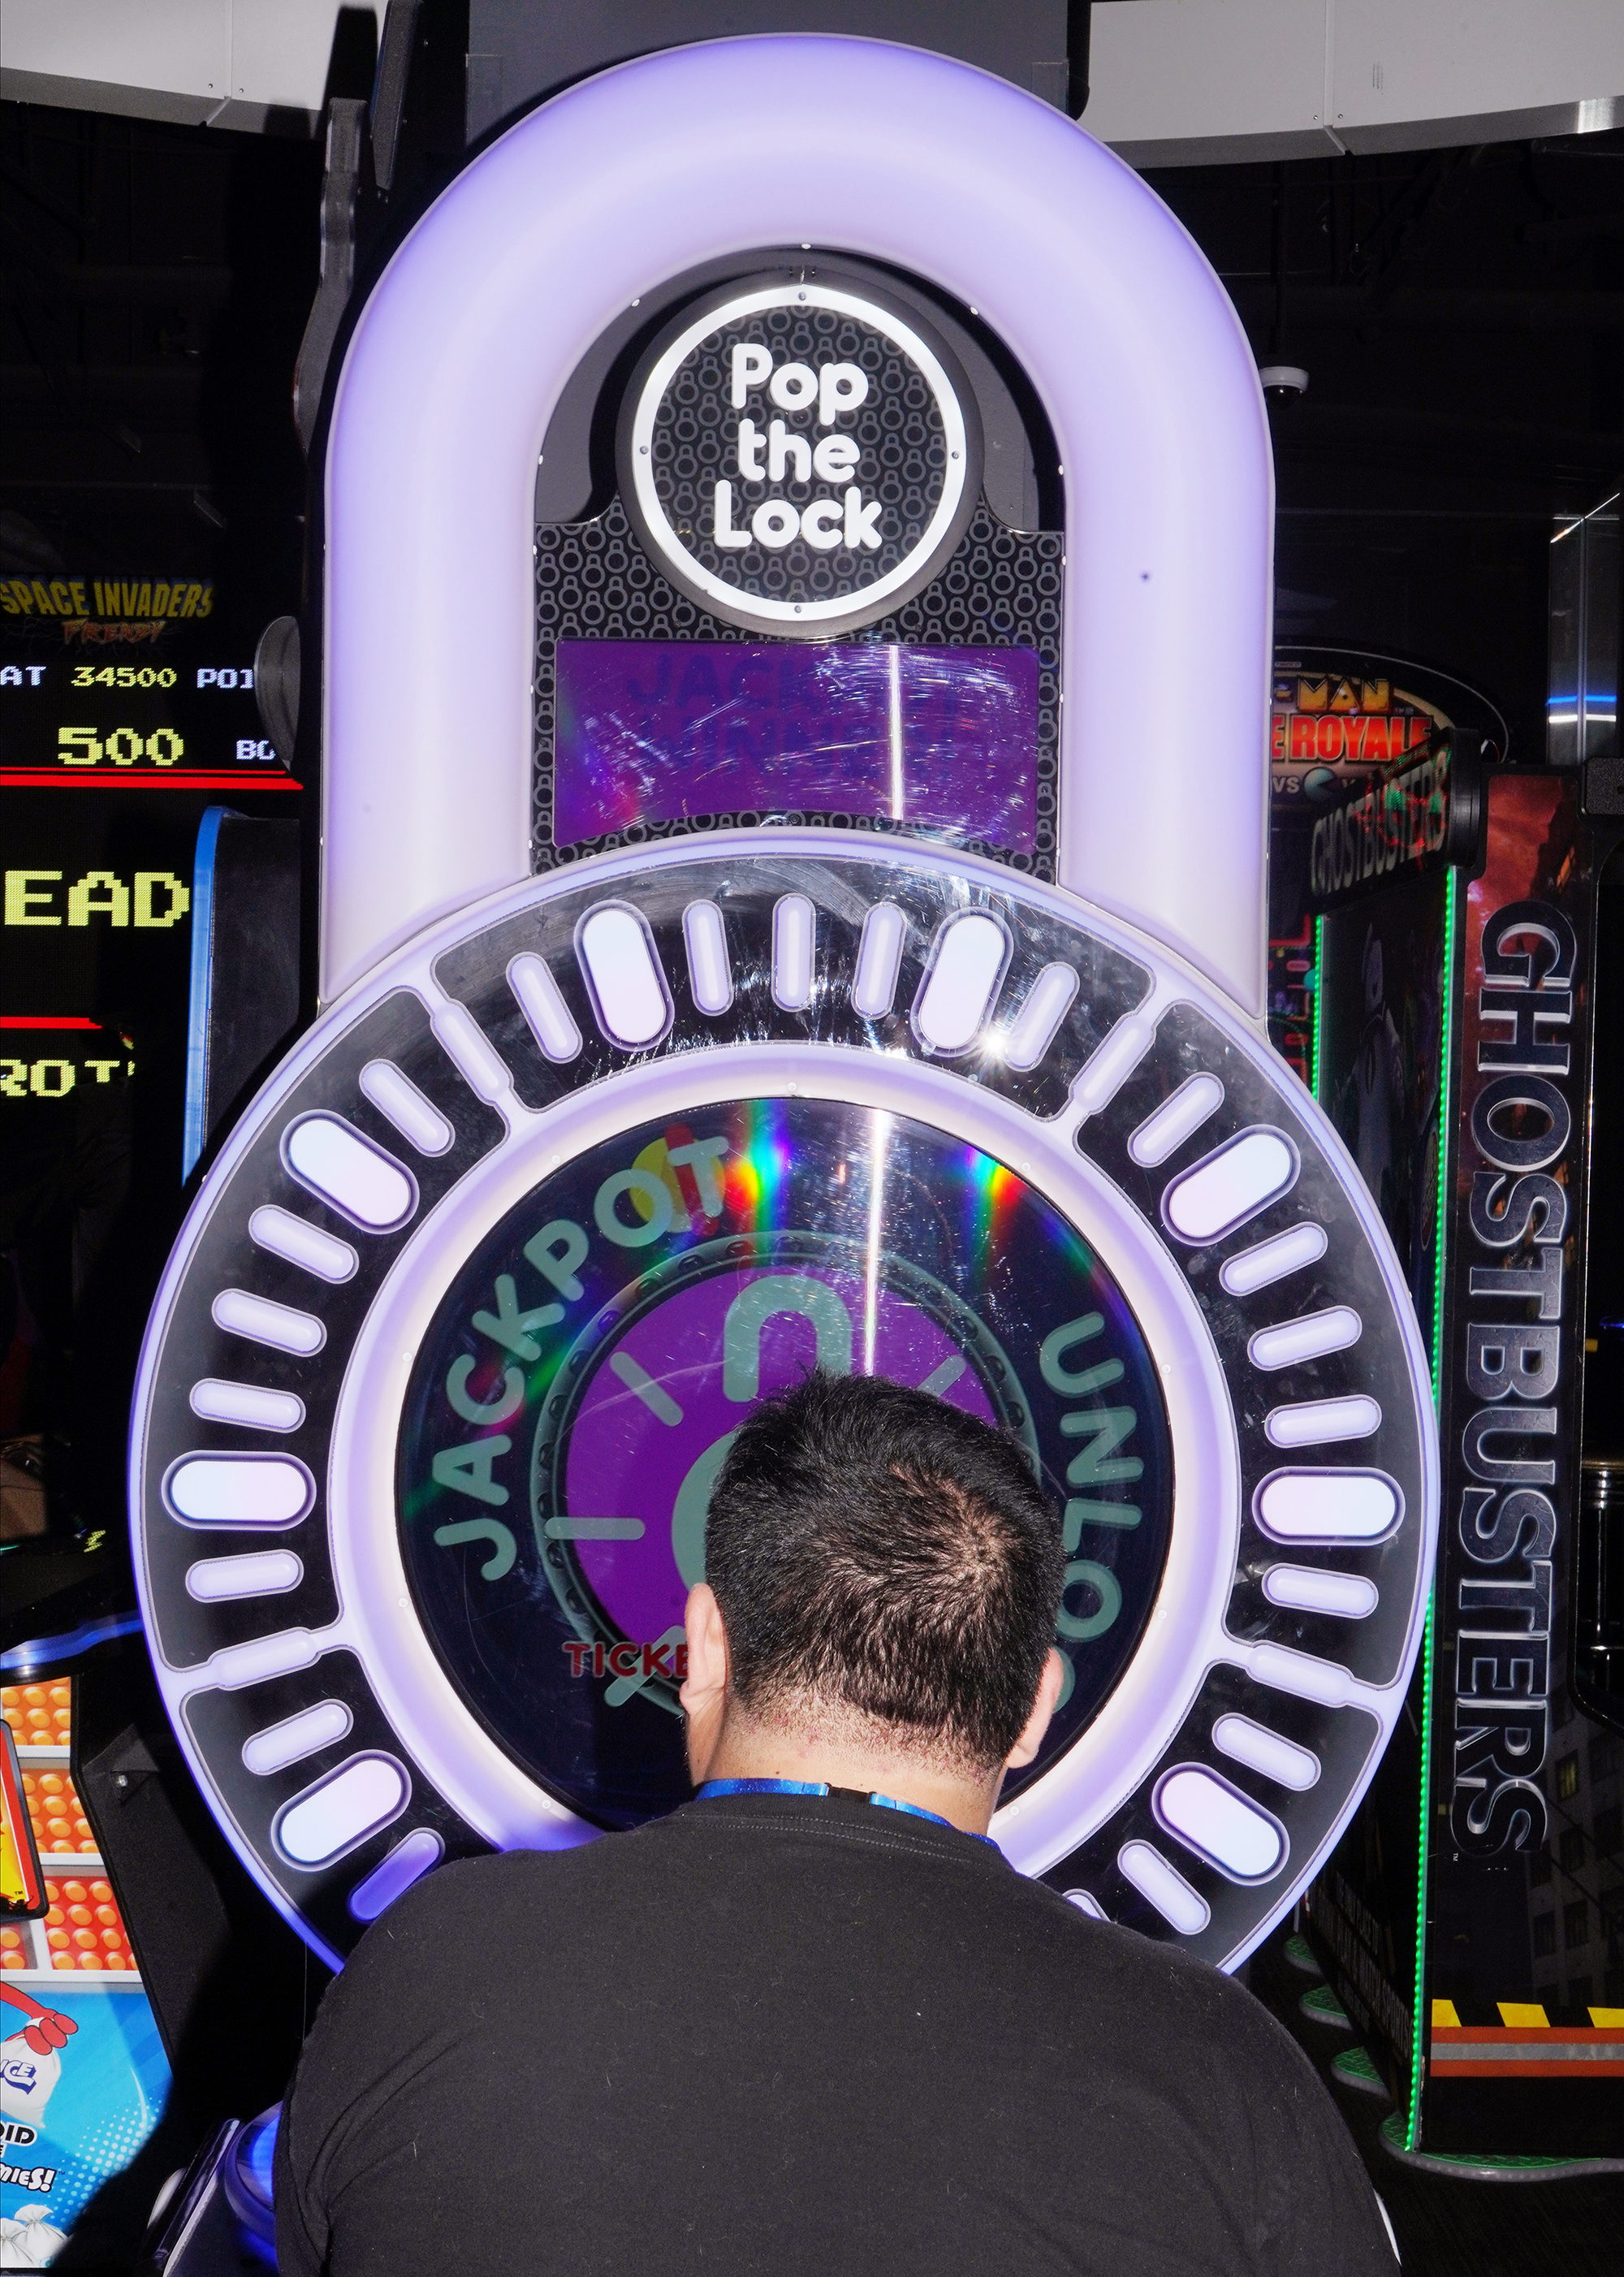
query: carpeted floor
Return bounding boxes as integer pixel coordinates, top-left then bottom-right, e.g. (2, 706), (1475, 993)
(1246, 1926), (1624, 2274)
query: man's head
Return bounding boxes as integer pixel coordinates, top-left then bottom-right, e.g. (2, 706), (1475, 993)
(680, 1371), (1066, 1806)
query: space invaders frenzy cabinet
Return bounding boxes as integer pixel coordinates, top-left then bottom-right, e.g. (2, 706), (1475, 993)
(123, 28), (1441, 2183)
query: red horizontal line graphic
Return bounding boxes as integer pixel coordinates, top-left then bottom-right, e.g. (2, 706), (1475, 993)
(0, 1016), (103, 1030)
(1432, 2026), (1624, 2077)
(1432, 2028), (1624, 2045)
(1431, 2062), (1624, 2078)
(1, 771), (300, 791)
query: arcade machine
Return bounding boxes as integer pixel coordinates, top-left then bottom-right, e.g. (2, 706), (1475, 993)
(1, 566), (312, 2262)
(1281, 521), (1624, 2167)
(111, 30), (1440, 2267)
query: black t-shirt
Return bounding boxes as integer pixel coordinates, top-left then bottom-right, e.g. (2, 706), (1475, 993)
(274, 1792), (1396, 2275)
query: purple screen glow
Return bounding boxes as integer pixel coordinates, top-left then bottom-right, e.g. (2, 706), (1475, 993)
(552, 641), (1039, 853)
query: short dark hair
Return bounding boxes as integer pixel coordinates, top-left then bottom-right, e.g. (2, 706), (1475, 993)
(703, 1371), (1065, 1775)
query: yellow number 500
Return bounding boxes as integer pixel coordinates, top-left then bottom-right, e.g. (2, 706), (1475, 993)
(58, 726), (185, 767)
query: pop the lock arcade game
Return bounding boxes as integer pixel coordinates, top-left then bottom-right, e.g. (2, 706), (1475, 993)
(119, 32), (1440, 2268)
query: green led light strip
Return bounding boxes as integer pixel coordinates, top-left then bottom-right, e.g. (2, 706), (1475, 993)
(1407, 868), (1458, 2153)
(1310, 914), (1324, 1101)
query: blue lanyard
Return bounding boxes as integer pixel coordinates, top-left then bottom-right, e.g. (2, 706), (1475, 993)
(695, 1776), (999, 1847)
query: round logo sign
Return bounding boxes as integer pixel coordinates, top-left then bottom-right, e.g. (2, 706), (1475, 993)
(396, 1099), (1173, 1830)
(620, 275), (982, 635)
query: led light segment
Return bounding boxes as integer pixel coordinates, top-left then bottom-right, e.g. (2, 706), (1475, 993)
(186, 1551), (304, 1602)
(1210, 1715), (1320, 1791)
(348, 1828), (445, 1922)
(188, 1380), (306, 1432)
(1129, 1074), (1224, 1167)
(852, 901), (906, 1018)
(914, 914), (1009, 1053)
(577, 904), (672, 1048)
(213, 1289), (325, 1355)
(1264, 1397), (1382, 1449)
(248, 1206), (357, 1283)
(1163, 1130), (1298, 1244)
(1154, 1767), (1286, 1882)
(1219, 1223), (1327, 1296)
(359, 1060), (454, 1155)
(273, 1756), (410, 1869)
(1247, 1308), (1361, 1371)
(1261, 1566), (1380, 1618)
(771, 893), (816, 1010)
(1004, 963), (1079, 1071)
(1254, 1469), (1402, 1542)
(164, 1454), (315, 1528)
(508, 952), (582, 1062)
(682, 901), (733, 1015)
(283, 1115), (417, 1231)
(1118, 1839), (1211, 1934)
(241, 1702), (355, 1777)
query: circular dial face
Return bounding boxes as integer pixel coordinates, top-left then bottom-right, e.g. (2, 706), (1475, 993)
(397, 1100), (1173, 1827)
(621, 277), (981, 636)
(128, 833), (1435, 1974)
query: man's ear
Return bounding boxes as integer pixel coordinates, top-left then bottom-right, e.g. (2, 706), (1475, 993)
(680, 1583), (730, 1783)
(1004, 1648), (1065, 1772)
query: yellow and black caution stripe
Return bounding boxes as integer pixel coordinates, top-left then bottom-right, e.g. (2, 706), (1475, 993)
(1431, 2000), (1624, 2079)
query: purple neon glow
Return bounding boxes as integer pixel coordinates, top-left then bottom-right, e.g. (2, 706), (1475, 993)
(553, 642), (1038, 851)
(321, 35), (1273, 1008)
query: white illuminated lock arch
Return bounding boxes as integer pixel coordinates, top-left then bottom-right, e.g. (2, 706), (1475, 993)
(321, 33), (1272, 1012)
(129, 35), (1437, 1977)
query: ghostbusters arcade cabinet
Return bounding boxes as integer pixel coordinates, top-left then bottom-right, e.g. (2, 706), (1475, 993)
(126, 31), (1438, 2262)
(1276, 508), (1624, 2168)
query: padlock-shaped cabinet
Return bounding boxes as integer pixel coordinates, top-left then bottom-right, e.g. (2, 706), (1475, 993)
(129, 37), (1437, 1973)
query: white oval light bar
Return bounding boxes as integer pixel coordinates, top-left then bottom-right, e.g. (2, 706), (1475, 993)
(771, 893), (816, 1011)
(283, 1114), (417, 1232)
(1117, 1839), (1211, 1934)
(852, 901), (907, 1018)
(430, 1000), (512, 1102)
(1004, 962), (1078, 1071)
(1155, 1766), (1286, 1883)
(682, 901), (733, 1015)
(1247, 1307), (1361, 1372)
(358, 1060), (454, 1155)
(348, 1827), (446, 1922)
(577, 903), (672, 1048)
(1220, 1222), (1327, 1296)
(508, 951), (582, 1062)
(1255, 1469), (1402, 1541)
(1071, 1014), (1156, 1117)
(248, 1206), (357, 1284)
(273, 1754), (411, 1870)
(1164, 1129), (1298, 1246)
(212, 1288), (325, 1356)
(164, 1454), (315, 1529)
(189, 1380), (305, 1433)
(242, 1700), (354, 1777)
(186, 1550), (304, 1602)
(1129, 1073), (1224, 1167)
(914, 914), (1009, 1054)
(1264, 1398), (1383, 1450)
(1211, 1714), (1320, 1792)
(321, 37), (1272, 1011)
(1262, 1566), (1380, 1619)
